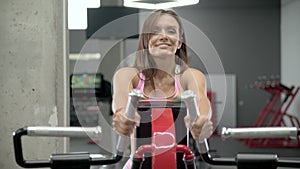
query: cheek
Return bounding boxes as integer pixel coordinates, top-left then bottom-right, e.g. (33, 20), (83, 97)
(148, 46), (158, 56)
(148, 36), (158, 48)
(169, 36), (181, 47)
(148, 39), (154, 49)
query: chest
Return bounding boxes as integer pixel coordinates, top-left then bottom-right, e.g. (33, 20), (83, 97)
(144, 80), (176, 97)
(132, 73), (189, 98)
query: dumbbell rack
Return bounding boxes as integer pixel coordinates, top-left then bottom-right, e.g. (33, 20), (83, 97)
(245, 79), (300, 147)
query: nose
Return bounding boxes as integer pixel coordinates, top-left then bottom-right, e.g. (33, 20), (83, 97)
(158, 30), (169, 41)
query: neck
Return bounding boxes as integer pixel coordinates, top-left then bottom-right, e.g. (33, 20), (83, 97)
(154, 69), (172, 80)
(153, 56), (176, 78)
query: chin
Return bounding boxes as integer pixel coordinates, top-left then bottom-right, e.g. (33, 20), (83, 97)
(153, 52), (175, 58)
(151, 49), (176, 58)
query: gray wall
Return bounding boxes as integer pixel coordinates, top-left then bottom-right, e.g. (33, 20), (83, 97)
(0, 0), (68, 168)
(176, 0), (281, 127)
(281, 0), (300, 119)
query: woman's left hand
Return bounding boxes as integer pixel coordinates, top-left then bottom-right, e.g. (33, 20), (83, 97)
(184, 115), (213, 141)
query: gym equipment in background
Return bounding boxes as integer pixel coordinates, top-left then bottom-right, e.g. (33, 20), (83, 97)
(246, 76), (300, 147)
(70, 73), (113, 127)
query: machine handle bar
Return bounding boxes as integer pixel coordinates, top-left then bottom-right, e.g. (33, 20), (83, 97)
(12, 89), (141, 168)
(115, 89), (142, 156)
(221, 127), (300, 140)
(26, 126), (102, 138)
(13, 126), (122, 168)
(181, 90), (205, 155)
(198, 138), (300, 169)
(182, 90), (300, 168)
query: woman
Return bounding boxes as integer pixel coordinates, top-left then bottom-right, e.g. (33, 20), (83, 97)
(112, 9), (213, 168)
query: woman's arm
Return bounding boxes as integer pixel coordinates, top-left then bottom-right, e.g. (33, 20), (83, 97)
(112, 67), (135, 111)
(187, 68), (212, 118)
(183, 68), (213, 140)
(112, 67), (139, 136)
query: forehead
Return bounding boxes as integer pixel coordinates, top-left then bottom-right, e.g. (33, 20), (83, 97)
(154, 14), (179, 28)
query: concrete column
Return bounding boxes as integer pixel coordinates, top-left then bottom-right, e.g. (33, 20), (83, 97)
(0, 0), (69, 168)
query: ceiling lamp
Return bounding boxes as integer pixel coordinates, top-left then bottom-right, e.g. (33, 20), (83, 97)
(123, 0), (200, 10)
(68, 0), (101, 30)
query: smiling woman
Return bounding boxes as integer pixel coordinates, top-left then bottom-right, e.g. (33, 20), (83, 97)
(148, 14), (182, 59)
(112, 9), (213, 169)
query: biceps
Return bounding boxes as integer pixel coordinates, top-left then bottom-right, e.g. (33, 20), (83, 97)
(112, 86), (130, 112)
(113, 83), (134, 111)
(187, 76), (207, 101)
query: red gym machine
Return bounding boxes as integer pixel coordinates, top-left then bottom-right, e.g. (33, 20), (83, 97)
(13, 90), (201, 169)
(245, 77), (300, 147)
(130, 90), (200, 169)
(13, 89), (300, 169)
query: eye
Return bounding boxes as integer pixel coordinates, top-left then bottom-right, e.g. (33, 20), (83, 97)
(167, 29), (176, 34)
(152, 28), (160, 34)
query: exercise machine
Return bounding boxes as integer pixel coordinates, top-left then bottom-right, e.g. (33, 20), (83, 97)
(248, 77), (300, 147)
(197, 126), (300, 169)
(14, 89), (300, 169)
(130, 90), (200, 169)
(13, 90), (200, 169)
(13, 90), (141, 169)
(182, 89), (300, 169)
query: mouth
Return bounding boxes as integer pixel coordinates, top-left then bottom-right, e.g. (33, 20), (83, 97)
(155, 43), (171, 48)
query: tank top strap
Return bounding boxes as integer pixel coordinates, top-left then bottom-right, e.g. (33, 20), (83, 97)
(173, 64), (183, 100)
(174, 64), (182, 90)
(135, 65), (182, 100)
(136, 72), (145, 91)
(175, 64), (181, 75)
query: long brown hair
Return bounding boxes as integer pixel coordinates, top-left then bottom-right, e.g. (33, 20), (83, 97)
(133, 9), (188, 88)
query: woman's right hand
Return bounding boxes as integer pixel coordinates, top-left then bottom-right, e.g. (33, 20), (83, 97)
(113, 109), (140, 137)
(184, 115), (213, 141)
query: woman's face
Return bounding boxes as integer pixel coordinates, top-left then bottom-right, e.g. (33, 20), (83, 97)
(148, 14), (182, 59)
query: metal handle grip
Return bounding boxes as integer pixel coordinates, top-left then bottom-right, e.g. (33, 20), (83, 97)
(182, 90), (205, 153)
(221, 127), (299, 140)
(13, 126), (101, 168)
(182, 90), (199, 122)
(198, 128), (300, 168)
(116, 89), (142, 155)
(27, 126), (102, 138)
(13, 125), (125, 168)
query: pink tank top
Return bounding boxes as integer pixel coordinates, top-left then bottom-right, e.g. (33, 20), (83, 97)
(135, 65), (182, 101)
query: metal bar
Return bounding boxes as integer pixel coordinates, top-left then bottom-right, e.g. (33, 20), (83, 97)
(116, 89), (142, 155)
(137, 100), (185, 109)
(278, 159), (300, 168)
(27, 126), (102, 138)
(181, 90), (199, 124)
(221, 127), (298, 140)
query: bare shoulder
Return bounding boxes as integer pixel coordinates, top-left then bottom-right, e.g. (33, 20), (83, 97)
(113, 67), (138, 81)
(182, 67), (206, 82)
(180, 67), (206, 89)
(114, 67), (137, 74)
(190, 68), (206, 79)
